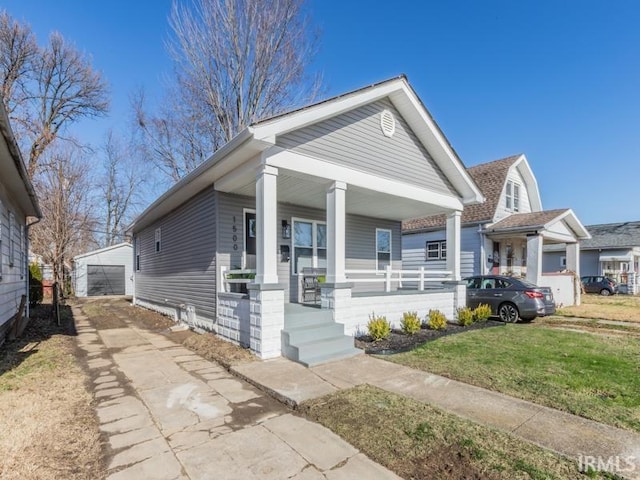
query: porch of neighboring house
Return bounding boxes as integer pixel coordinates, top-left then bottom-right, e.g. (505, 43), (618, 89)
(214, 156), (467, 365)
(482, 209), (590, 307)
(599, 253), (640, 294)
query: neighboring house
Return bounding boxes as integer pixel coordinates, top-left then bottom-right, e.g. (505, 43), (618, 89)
(73, 243), (133, 297)
(0, 100), (42, 343)
(544, 221), (640, 294)
(403, 154), (590, 306)
(128, 76), (484, 365)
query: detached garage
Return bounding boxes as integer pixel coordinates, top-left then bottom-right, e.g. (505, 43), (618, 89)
(73, 243), (133, 297)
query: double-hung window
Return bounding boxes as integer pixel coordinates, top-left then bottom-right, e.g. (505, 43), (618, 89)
(376, 229), (391, 271)
(155, 228), (161, 253)
(292, 219), (326, 274)
(506, 180), (520, 212)
(426, 240), (446, 260)
(8, 212), (14, 267)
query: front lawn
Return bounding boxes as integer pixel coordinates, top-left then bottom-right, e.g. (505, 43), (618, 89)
(385, 325), (640, 432)
(557, 295), (640, 323)
(302, 385), (619, 479)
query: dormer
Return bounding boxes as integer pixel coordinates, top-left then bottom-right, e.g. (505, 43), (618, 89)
(493, 154), (542, 222)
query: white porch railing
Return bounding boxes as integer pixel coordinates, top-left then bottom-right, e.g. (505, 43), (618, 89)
(345, 266), (453, 292)
(220, 266), (256, 293)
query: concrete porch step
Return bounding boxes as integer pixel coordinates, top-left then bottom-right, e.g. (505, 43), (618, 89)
(282, 303), (360, 367)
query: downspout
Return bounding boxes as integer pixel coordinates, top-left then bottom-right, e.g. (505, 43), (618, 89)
(25, 216), (42, 318)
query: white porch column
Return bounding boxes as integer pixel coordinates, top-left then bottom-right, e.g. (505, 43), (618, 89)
(446, 211), (462, 281)
(326, 181), (347, 284)
(566, 242), (580, 275)
(526, 234), (543, 285)
(255, 164), (278, 284)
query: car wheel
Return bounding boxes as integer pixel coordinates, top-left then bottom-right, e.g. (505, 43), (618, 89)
(600, 288), (611, 296)
(499, 303), (519, 323)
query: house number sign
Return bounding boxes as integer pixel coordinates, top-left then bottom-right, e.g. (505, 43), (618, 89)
(232, 216), (238, 250)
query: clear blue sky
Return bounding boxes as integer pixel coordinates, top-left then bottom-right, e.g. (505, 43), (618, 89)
(3, 0), (640, 225)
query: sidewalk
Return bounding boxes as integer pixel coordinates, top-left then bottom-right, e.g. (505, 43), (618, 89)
(73, 304), (400, 480)
(233, 355), (640, 480)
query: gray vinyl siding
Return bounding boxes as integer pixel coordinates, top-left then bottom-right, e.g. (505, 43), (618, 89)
(542, 251), (564, 273)
(277, 98), (456, 196)
(0, 191), (27, 341)
(402, 226), (480, 278)
(216, 192), (402, 301)
(134, 187), (217, 322)
(543, 248), (600, 277)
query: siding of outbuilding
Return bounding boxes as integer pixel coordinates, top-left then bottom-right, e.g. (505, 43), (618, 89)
(402, 226), (479, 279)
(276, 98), (457, 196)
(134, 187), (217, 326)
(74, 243), (133, 296)
(0, 192), (27, 341)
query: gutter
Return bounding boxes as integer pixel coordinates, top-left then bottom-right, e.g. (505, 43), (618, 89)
(126, 128), (255, 235)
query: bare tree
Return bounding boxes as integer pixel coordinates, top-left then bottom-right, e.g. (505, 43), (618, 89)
(0, 10), (109, 178)
(136, 0), (320, 184)
(30, 144), (97, 287)
(0, 11), (37, 116)
(101, 130), (139, 247)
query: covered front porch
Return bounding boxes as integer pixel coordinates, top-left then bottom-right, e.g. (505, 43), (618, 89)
(215, 148), (470, 360)
(482, 209), (590, 306)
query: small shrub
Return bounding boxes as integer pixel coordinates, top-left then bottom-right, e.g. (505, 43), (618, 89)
(367, 313), (391, 341)
(457, 307), (475, 326)
(400, 311), (421, 335)
(29, 262), (43, 281)
(426, 309), (447, 330)
(29, 268), (43, 306)
(473, 304), (492, 323)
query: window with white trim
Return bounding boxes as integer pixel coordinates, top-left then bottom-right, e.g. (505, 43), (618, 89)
(426, 240), (446, 260)
(135, 236), (140, 271)
(376, 228), (392, 271)
(292, 219), (326, 274)
(506, 180), (521, 212)
(560, 256), (566, 269)
(19, 224), (24, 279)
(155, 228), (161, 253)
(8, 212), (14, 267)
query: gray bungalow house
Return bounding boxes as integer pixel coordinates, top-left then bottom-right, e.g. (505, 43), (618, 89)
(0, 100), (41, 343)
(544, 221), (640, 294)
(128, 76), (484, 365)
(403, 154), (590, 306)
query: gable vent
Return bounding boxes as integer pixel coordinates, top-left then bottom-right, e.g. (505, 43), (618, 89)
(380, 109), (396, 137)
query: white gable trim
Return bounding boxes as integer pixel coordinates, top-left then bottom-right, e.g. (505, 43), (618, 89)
(265, 148), (464, 211)
(250, 77), (483, 206)
(511, 154), (543, 212)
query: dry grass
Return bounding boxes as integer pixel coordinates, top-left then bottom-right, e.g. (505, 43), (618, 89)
(182, 333), (255, 368)
(302, 385), (617, 479)
(0, 305), (104, 480)
(557, 295), (640, 323)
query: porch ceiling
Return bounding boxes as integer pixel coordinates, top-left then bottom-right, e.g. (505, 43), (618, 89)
(223, 169), (450, 221)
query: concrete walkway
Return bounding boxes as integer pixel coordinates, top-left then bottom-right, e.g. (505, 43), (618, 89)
(73, 305), (400, 480)
(234, 355), (640, 480)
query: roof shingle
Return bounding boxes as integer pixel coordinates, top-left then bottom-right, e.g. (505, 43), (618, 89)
(403, 154), (521, 231)
(484, 209), (570, 231)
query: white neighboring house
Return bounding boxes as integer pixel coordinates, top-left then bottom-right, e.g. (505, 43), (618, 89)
(0, 100), (41, 343)
(403, 154), (590, 306)
(73, 243), (133, 297)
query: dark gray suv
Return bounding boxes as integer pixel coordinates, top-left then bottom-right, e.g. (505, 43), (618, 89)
(465, 275), (556, 323)
(581, 276), (617, 295)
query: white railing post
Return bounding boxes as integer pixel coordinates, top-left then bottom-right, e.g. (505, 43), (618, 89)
(419, 267), (425, 291)
(220, 266), (227, 293)
(385, 265), (392, 292)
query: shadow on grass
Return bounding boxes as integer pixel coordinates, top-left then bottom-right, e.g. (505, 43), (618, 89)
(0, 302), (75, 377)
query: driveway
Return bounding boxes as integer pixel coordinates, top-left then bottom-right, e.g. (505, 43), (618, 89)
(73, 299), (399, 480)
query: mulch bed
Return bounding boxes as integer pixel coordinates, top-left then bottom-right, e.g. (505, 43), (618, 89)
(355, 320), (504, 354)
